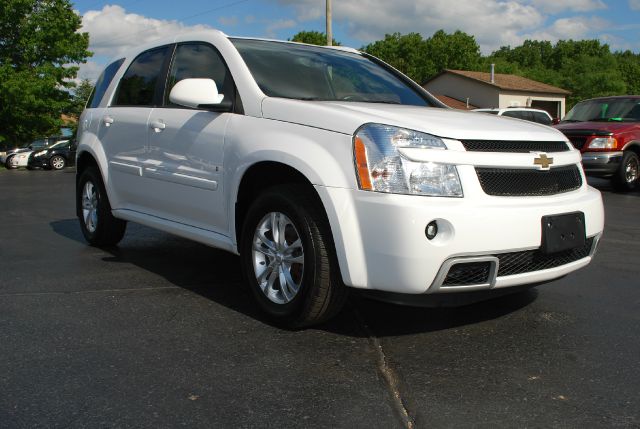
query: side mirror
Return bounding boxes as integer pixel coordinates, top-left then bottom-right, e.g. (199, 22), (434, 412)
(169, 78), (228, 110)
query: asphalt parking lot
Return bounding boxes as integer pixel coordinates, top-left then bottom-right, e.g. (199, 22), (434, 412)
(0, 168), (638, 428)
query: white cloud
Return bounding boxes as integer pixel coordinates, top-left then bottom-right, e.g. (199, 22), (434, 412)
(81, 5), (212, 58)
(524, 16), (609, 42)
(265, 18), (297, 38)
(526, 0), (606, 13)
(277, 0), (545, 53)
(218, 16), (239, 26)
(630, 0), (640, 10)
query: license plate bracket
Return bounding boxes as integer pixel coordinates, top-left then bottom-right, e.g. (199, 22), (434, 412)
(541, 212), (586, 254)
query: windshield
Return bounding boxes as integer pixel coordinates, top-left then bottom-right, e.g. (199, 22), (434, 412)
(563, 98), (640, 122)
(231, 39), (434, 106)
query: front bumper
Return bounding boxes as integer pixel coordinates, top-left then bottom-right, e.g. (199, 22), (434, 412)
(316, 184), (604, 295)
(28, 156), (49, 169)
(581, 151), (622, 176)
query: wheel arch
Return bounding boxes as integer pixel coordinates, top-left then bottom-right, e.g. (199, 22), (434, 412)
(233, 161), (328, 247)
(622, 141), (640, 156)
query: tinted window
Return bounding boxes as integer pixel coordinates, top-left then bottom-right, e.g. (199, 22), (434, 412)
(114, 46), (171, 106)
(563, 98), (640, 122)
(231, 39), (432, 106)
(165, 43), (232, 106)
(502, 110), (527, 120)
(87, 58), (124, 109)
(533, 112), (552, 125)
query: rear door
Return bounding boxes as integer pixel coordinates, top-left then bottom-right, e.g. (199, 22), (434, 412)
(145, 42), (235, 233)
(99, 45), (173, 212)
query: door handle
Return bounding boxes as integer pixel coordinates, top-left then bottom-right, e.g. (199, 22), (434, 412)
(150, 120), (166, 132)
(103, 116), (114, 127)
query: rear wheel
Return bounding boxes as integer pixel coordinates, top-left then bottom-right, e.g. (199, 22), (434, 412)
(50, 155), (66, 170)
(77, 166), (127, 246)
(613, 151), (639, 192)
(240, 184), (348, 328)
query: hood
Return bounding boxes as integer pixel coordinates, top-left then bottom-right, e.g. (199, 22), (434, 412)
(261, 98), (566, 141)
(555, 121), (638, 135)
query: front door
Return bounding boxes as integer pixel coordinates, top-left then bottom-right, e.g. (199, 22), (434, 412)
(145, 42), (235, 233)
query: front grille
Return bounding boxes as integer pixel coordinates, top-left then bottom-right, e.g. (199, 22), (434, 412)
(461, 140), (570, 153)
(476, 165), (582, 196)
(566, 136), (588, 150)
(443, 262), (491, 286)
(497, 237), (594, 277)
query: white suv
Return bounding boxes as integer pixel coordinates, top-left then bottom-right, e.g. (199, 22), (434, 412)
(76, 31), (604, 327)
(474, 107), (554, 125)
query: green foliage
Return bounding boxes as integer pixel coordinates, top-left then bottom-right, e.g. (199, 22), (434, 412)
(0, 0), (91, 149)
(363, 30), (481, 84)
(489, 39), (629, 108)
(290, 30), (341, 46)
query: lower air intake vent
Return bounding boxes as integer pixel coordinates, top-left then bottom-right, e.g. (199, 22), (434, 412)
(497, 237), (594, 277)
(443, 262), (491, 286)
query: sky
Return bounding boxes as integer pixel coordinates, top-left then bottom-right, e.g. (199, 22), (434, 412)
(72, 0), (640, 81)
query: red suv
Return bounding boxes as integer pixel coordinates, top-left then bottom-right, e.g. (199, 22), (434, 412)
(555, 96), (640, 191)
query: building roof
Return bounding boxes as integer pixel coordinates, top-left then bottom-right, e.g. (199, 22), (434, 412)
(433, 94), (477, 110)
(428, 69), (570, 95)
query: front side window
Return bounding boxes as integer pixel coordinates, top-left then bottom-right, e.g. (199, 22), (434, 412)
(87, 58), (124, 109)
(113, 46), (171, 106)
(231, 39), (434, 106)
(165, 43), (232, 106)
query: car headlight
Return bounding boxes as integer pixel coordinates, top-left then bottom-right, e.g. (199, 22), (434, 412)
(34, 150), (47, 157)
(587, 136), (617, 149)
(353, 124), (462, 197)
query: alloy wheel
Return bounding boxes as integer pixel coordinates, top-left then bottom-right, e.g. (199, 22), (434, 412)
(252, 212), (305, 304)
(81, 181), (98, 233)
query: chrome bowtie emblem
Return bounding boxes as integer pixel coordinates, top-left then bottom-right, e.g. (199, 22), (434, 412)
(533, 153), (554, 170)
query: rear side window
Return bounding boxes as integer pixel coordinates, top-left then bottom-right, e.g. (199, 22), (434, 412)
(533, 112), (552, 125)
(86, 58), (124, 109)
(502, 110), (528, 120)
(165, 43), (232, 106)
(114, 46), (171, 106)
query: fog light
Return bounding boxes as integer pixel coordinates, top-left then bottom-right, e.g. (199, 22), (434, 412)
(426, 221), (438, 240)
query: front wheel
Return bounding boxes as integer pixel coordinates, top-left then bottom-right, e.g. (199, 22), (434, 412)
(240, 184), (348, 328)
(5, 155), (16, 169)
(77, 166), (127, 246)
(50, 155), (66, 170)
(613, 151), (639, 192)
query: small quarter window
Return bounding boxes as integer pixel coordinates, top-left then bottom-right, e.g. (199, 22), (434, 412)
(87, 58), (124, 109)
(114, 46), (171, 106)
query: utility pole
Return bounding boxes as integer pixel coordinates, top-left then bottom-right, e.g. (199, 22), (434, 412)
(326, 0), (332, 46)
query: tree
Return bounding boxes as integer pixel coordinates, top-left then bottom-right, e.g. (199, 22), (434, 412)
(425, 30), (481, 74)
(66, 78), (94, 134)
(0, 0), (91, 148)
(290, 30), (340, 46)
(363, 32), (433, 83)
(363, 30), (481, 84)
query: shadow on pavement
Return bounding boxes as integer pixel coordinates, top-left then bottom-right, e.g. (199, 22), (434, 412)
(51, 218), (538, 337)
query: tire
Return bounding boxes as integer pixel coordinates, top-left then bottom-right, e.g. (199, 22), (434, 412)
(240, 184), (348, 328)
(50, 155), (66, 170)
(613, 151), (639, 192)
(77, 166), (127, 246)
(5, 155), (16, 169)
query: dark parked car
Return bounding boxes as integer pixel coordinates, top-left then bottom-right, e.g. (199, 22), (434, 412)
(28, 139), (76, 170)
(3, 136), (68, 168)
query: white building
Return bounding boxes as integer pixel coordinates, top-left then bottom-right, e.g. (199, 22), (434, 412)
(424, 69), (569, 119)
